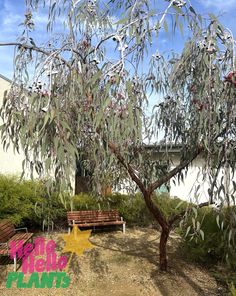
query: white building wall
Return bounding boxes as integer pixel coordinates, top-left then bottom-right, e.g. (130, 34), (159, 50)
(169, 161), (210, 203)
(0, 76), (26, 176)
(169, 155), (236, 204)
(0, 75), (75, 192)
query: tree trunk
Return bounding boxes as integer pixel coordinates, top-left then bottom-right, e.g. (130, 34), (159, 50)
(101, 185), (112, 197)
(142, 191), (170, 271)
(75, 175), (91, 194)
(159, 227), (170, 271)
(75, 159), (93, 194)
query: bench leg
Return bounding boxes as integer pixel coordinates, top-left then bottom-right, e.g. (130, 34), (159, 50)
(122, 223), (126, 234)
(13, 256), (17, 272)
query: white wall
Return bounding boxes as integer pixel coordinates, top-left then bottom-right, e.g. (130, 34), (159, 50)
(168, 155), (235, 204)
(0, 75), (76, 192)
(169, 156), (210, 203)
(0, 76), (26, 176)
(115, 152), (236, 204)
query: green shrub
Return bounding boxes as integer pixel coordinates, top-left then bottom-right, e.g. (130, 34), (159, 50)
(71, 192), (188, 227)
(34, 190), (67, 229)
(70, 192), (153, 225)
(0, 174), (191, 231)
(0, 174), (43, 225)
(154, 194), (188, 225)
(0, 174), (67, 228)
(117, 193), (154, 226)
(71, 193), (102, 211)
(179, 206), (236, 268)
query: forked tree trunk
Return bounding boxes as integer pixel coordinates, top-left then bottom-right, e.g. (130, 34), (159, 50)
(142, 191), (171, 271)
(107, 140), (195, 271)
(159, 227), (170, 271)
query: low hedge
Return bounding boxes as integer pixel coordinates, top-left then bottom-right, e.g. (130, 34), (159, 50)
(71, 192), (187, 227)
(0, 174), (43, 225)
(0, 174), (189, 229)
(0, 174), (66, 228)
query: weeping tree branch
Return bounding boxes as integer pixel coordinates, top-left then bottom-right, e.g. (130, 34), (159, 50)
(208, 150), (225, 204)
(168, 201), (211, 226)
(85, 9), (183, 60)
(0, 42), (71, 69)
(148, 144), (204, 194)
(107, 141), (147, 194)
(168, 144), (225, 225)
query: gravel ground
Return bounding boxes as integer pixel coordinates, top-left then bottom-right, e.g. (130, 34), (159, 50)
(0, 227), (226, 296)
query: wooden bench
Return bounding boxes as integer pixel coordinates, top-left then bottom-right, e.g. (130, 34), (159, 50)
(0, 219), (34, 271)
(67, 210), (126, 234)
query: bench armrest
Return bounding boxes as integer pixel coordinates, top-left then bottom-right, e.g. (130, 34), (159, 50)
(15, 227), (28, 233)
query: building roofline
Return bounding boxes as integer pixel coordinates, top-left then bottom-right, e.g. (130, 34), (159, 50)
(144, 143), (182, 153)
(0, 74), (12, 84)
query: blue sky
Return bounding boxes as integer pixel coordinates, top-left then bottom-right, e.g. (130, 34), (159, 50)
(0, 0), (236, 79)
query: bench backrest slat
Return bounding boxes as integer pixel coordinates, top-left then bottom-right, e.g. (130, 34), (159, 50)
(0, 220), (15, 243)
(67, 210), (121, 223)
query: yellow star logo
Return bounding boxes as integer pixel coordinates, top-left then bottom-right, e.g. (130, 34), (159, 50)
(60, 225), (94, 271)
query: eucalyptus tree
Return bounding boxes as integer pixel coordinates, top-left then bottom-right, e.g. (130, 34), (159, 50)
(1, 0), (236, 271)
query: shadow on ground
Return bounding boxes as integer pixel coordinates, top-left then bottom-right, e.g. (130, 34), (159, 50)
(0, 227), (226, 296)
(88, 227), (223, 296)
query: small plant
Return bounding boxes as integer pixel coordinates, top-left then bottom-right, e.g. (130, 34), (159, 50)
(34, 188), (67, 231)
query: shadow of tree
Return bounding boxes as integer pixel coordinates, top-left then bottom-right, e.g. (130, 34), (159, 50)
(89, 228), (217, 295)
(88, 248), (109, 275)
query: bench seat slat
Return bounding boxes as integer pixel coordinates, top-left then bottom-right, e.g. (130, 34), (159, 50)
(68, 216), (120, 219)
(8, 233), (33, 242)
(69, 221), (125, 227)
(67, 210), (125, 231)
(0, 220), (34, 258)
(0, 245), (8, 255)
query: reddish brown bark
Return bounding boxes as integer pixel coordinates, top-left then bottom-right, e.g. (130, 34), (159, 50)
(159, 227), (170, 271)
(143, 192), (170, 271)
(140, 192), (171, 271)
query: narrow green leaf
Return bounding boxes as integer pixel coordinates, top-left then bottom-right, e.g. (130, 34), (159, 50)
(164, 20), (168, 33)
